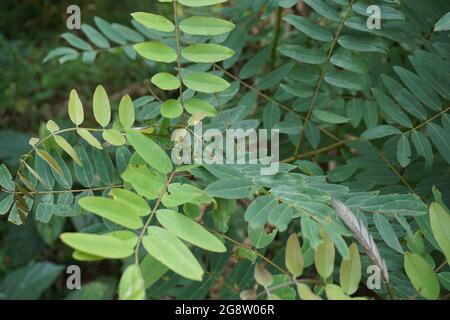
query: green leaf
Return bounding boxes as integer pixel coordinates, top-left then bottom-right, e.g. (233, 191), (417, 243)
(324, 70), (364, 91)
(404, 252), (440, 299)
(73, 145), (94, 188)
(285, 234), (304, 277)
(411, 130), (433, 168)
(125, 130), (173, 173)
(297, 284), (322, 300)
(179, 16), (235, 36)
(303, 0), (340, 22)
(239, 47), (271, 80)
(61, 233), (134, 259)
(142, 226), (203, 281)
(140, 254), (168, 289)
(283, 14), (333, 42)
(313, 110), (349, 124)
(93, 85), (111, 127)
(206, 178), (253, 199)
(429, 202), (450, 263)
(373, 213), (404, 253)
(178, 0), (227, 6)
(121, 165), (166, 199)
(102, 129), (126, 146)
(119, 95), (135, 128)
(131, 12), (175, 32)
(61, 33), (93, 51)
(184, 98), (217, 117)
(68, 89), (84, 126)
(427, 123), (450, 165)
(156, 209), (226, 252)
(0, 262), (63, 300)
(111, 189), (150, 217)
(397, 135), (411, 168)
(339, 243), (361, 295)
(314, 232), (335, 279)
(78, 197), (143, 229)
(372, 88), (412, 128)
(133, 41), (177, 63)
(394, 66), (441, 111)
(160, 99), (183, 119)
(118, 264), (145, 300)
(36, 149), (63, 176)
(254, 264), (273, 287)
(0, 164), (15, 191)
(244, 195), (278, 228)
(248, 226), (277, 249)
(328, 165), (357, 183)
(325, 284), (352, 300)
(77, 129), (103, 150)
(183, 72), (230, 93)
(361, 125), (401, 140)
(82, 24), (110, 49)
(92, 149), (114, 186)
(352, 3), (405, 20)
(278, 45), (326, 64)
(54, 135), (82, 166)
(182, 44), (234, 63)
(338, 35), (387, 53)
(434, 12), (450, 31)
(151, 72), (180, 91)
(0, 194), (14, 216)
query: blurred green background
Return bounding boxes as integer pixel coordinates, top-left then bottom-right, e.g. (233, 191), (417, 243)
(0, 0), (162, 299)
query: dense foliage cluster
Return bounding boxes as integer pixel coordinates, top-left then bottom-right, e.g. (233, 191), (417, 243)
(0, 0), (449, 300)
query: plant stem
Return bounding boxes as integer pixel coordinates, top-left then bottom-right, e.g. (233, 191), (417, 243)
(173, 0), (184, 105)
(270, 7), (283, 69)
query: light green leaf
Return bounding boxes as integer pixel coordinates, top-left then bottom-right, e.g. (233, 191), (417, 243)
(111, 189), (150, 217)
(118, 264), (145, 300)
(121, 165), (166, 200)
(133, 41), (177, 63)
(183, 72), (230, 93)
(93, 85), (111, 127)
(179, 16), (235, 36)
(325, 284), (352, 300)
(78, 197), (143, 229)
(184, 98), (217, 117)
(125, 129), (173, 174)
(254, 264), (273, 287)
(285, 233), (304, 277)
(140, 254), (168, 289)
(54, 136), (82, 166)
(77, 129), (103, 150)
(339, 243), (361, 295)
(314, 232), (335, 279)
(429, 202), (450, 263)
(142, 226), (203, 281)
(68, 89), (84, 126)
(36, 149), (63, 176)
(297, 284), (322, 300)
(102, 129), (126, 146)
(178, 0), (227, 6)
(151, 73), (180, 91)
(131, 12), (175, 32)
(156, 209), (226, 252)
(119, 95), (135, 128)
(160, 99), (183, 119)
(61, 233), (134, 259)
(404, 252), (440, 299)
(182, 44), (234, 63)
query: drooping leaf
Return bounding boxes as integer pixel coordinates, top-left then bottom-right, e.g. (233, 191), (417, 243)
(339, 243), (361, 295)
(142, 226), (203, 281)
(404, 252), (440, 300)
(285, 234), (304, 277)
(68, 89), (84, 126)
(118, 264), (145, 300)
(429, 202), (450, 263)
(125, 129), (173, 174)
(156, 209), (226, 252)
(78, 197), (143, 229)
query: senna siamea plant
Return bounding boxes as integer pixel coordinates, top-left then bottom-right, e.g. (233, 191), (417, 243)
(1, 0), (450, 300)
